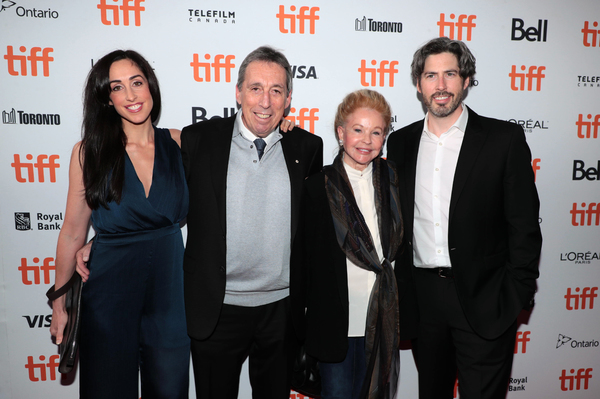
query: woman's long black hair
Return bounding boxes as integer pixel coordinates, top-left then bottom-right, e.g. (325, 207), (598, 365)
(80, 49), (161, 209)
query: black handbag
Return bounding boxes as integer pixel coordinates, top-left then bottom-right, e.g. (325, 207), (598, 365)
(46, 272), (83, 374)
(290, 344), (321, 398)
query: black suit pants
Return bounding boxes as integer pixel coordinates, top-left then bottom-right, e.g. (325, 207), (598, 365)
(413, 267), (518, 399)
(190, 297), (294, 399)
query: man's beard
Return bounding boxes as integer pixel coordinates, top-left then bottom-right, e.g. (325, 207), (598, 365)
(423, 90), (463, 118)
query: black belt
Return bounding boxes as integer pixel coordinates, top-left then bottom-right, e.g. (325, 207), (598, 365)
(419, 267), (454, 279)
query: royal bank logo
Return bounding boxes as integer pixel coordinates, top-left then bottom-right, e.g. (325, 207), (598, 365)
(355, 16), (402, 33)
(557, 333), (599, 349)
(508, 376), (529, 392)
(507, 118), (548, 133)
(2, 108), (61, 125)
(187, 8), (236, 24)
(577, 75), (600, 88)
(15, 212), (31, 231)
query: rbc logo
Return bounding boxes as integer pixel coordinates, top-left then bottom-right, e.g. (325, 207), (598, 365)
(564, 287), (598, 309)
(276, 5), (319, 34)
(18, 257), (55, 285)
(286, 107), (319, 133)
(576, 114), (600, 139)
(559, 368), (593, 391)
(4, 46), (54, 77)
(25, 355), (60, 382)
(437, 13), (476, 41)
(570, 203), (600, 226)
(190, 54), (235, 83)
(509, 65), (546, 91)
(358, 60), (399, 87)
(514, 331), (531, 354)
(11, 154), (60, 183)
(582, 21), (600, 47)
(97, 0), (145, 26)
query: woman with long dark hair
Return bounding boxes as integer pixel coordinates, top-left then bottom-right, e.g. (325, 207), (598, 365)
(50, 50), (190, 398)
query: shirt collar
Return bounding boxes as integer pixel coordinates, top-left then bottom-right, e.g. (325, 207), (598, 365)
(234, 111), (281, 146)
(423, 103), (469, 139)
(343, 157), (373, 180)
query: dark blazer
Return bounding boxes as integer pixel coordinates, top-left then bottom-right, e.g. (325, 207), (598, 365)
(301, 161), (413, 363)
(180, 115), (323, 341)
(386, 107), (542, 340)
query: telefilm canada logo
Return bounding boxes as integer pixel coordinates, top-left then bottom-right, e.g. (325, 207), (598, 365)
(0, 1), (59, 19)
(2, 108), (61, 125)
(577, 74), (600, 88)
(355, 16), (402, 33)
(557, 333), (599, 349)
(187, 8), (236, 24)
(507, 118), (548, 133)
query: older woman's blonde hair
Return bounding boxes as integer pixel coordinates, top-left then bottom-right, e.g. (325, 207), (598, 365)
(334, 89), (392, 154)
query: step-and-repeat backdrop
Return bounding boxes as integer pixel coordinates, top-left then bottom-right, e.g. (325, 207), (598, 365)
(1, 0), (599, 398)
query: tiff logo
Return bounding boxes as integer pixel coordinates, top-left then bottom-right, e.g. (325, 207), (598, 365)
(19, 257), (55, 285)
(576, 114), (600, 139)
(565, 287), (598, 310)
(570, 203), (600, 226)
(98, 0), (145, 26)
(514, 331), (531, 354)
(11, 154), (60, 183)
(286, 107), (319, 134)
(532, 158), (540, 181)
(582, 21), (600, 47)
(358, 60), (399, 87)
(26, 355), (60, 382)
(509, 65), (546, 91)
(190, 54), (235, 83)
(437, 13), (476, 41)
(276, 5), (319, 34)
(560, 368), (593, 391)
(4, 46), (54, 77)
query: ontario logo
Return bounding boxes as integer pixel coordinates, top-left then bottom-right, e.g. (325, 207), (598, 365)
(1, 1), (59, 18)
(557, 333), (599, 349)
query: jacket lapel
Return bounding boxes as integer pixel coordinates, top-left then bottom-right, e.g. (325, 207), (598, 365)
(449, 107), (487, 221)
(210, 116), (236, 234)
(281, 131), (302, 241)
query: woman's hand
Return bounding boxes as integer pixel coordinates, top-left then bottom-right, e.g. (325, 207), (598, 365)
(280, 118), (297, 132)
(50, 297), (68, 344)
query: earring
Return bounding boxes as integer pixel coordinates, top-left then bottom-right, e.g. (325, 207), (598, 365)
(338, 139), (343, 146)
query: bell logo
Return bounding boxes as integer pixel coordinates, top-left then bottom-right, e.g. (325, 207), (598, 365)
(437, 13), (476, 41)
(191, 106), (237, 124)
(532, 158), (541, 181)
(514, 331), (531, 354)
(276, 5), (319, 34)
(25, 355), (60, 382)
(576, 114), (600, 139)
(560, 368), (593, 391)
(358, 60), (399, 87)
(511, 18), (548, 42)
(11, 154), (60, 183)
(564, 287), (598, 310)
(18, 257), (55, 285)
(286, 107), (319, 134)
(572, 160), (600, 181)
(98, 0), (145, 26)
(4, 46), (54, 77)
(190, 54), (235, 83)
(582, 21), (600, 47)
(570, 203), (600, 226)
(509, 65), (546, 91)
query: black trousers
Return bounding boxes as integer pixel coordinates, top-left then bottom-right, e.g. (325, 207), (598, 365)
(413, 267), (518, 399)
(190, 297), (294, 399)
